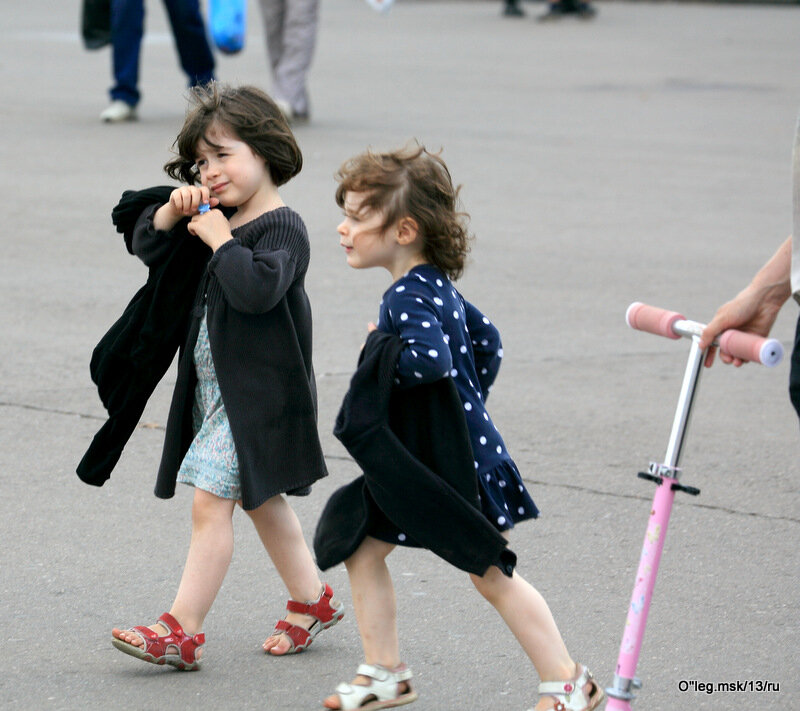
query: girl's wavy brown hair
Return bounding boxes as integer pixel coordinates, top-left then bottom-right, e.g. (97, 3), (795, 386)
(335, 143), (472, 280)
(164, 82), (302, 187)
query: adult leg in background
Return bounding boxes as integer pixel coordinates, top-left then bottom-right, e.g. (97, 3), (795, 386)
(257, 0), (319, 118)
(161, 0), (215, 87)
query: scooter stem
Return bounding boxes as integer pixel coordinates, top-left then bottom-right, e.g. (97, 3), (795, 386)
(606, 337), (705, 709)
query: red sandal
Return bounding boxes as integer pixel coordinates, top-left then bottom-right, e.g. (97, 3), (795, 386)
(111, 612), (204, 671)
(266, 582), (344, 655)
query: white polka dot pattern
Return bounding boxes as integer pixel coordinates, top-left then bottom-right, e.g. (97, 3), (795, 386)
(374, 265), (538, 532)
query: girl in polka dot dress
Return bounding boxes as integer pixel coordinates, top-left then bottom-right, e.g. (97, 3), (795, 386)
(322, 143), (603, 711)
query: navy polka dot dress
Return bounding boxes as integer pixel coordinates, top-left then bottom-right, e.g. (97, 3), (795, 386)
(376, 264), (539, 540)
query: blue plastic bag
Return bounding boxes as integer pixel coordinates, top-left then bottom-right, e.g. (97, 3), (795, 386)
(209, 0), (246, 55)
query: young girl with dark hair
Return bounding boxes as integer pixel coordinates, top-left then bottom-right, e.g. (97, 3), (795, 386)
(110, 83), (342, 670)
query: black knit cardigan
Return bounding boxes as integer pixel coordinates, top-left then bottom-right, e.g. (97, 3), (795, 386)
(151, 203), (327, 508)
(79, 190), (327, 509)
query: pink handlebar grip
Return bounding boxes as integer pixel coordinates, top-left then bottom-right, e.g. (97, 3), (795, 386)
(718, 330), (784, 367)
(625, 302), (683, 340)
(626, 302), (784, 367)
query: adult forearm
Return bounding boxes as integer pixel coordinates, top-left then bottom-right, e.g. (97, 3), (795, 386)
(749, 235), (793, 306)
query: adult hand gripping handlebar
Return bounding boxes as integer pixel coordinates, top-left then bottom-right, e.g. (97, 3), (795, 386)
(606, 303), (783, 710)
(625, 302), (783, 367)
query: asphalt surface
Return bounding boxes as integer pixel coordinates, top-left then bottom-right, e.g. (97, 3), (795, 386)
(2, 1), (799, 709)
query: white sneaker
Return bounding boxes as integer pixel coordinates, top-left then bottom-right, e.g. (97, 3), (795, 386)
(274, 98), (309, 125)
(365, 0), (395, 13)
(275, 98), (293, 122)
(100, 100), (136, 123)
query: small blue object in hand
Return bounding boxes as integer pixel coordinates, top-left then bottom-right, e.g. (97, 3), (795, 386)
(198, 203), (210, 214)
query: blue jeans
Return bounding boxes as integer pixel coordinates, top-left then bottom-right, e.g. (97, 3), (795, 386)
(110, 0), (215, 106)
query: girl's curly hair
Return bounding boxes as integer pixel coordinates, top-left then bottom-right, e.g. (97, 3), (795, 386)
(335, 143), (473, 280)
(164, 82), (302, 187)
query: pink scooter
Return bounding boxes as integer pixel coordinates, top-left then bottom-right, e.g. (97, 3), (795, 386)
(604, 303), (784, 710)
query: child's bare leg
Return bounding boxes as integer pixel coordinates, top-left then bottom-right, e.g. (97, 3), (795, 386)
(469, 566), (591, 710)
(245, 494), (323, 654)
(112, 488), (236, 652)
(324, 536), (406, 710)
(345, 536), (399, 666)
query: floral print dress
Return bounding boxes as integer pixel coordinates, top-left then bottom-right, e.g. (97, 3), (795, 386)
(176, 310), (241, 500)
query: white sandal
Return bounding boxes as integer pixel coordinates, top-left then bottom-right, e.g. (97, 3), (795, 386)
(329, 663), (418, 710)
(535, 665), (605, 711)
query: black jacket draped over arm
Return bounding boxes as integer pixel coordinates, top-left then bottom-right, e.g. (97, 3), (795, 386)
(314, 330), (516, 578)
(76, 187), (210, 486)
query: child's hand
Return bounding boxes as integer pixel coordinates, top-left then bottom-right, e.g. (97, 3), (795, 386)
(169, 185), (218, 217)
(153, 186), (219, 232)
(360, 323), (378, 350)
(188, 207), (233, 252)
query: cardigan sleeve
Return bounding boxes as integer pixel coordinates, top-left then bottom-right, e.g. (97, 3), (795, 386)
(130, 204), (184, 267)
(207, 213), (309, 314)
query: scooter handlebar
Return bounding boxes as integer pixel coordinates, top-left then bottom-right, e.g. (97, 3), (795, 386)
(626, 302), (784, 367)
(625, 302), (683, 340)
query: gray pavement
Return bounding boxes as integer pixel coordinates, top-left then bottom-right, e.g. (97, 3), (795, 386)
(2, 1), (799, 709)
